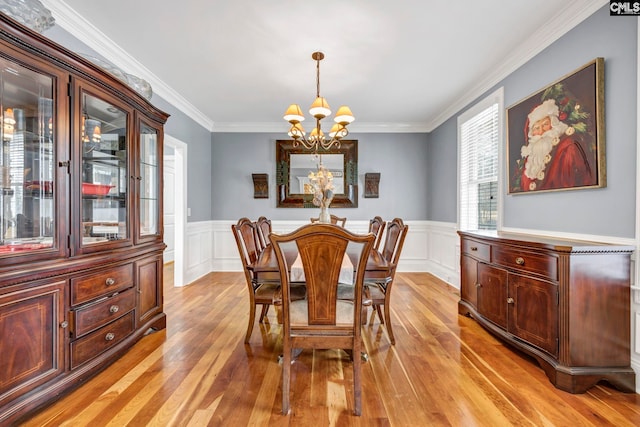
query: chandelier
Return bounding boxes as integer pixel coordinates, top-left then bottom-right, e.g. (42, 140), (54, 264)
(283, 52), (354, 152)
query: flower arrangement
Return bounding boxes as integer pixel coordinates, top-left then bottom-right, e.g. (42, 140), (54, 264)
(308, 163), (334, 210)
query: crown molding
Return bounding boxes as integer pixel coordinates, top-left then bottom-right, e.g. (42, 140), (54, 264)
(41, 0), (606, 135)
(212, 121), (431, 133)
(426, 0), (608, 131)
(41, 0), (214, 131)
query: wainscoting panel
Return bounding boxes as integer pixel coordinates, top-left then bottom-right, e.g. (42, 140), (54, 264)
(197, 220), (459, 287)
(425, 221), (460, 286)
(185, 221), (214, 285)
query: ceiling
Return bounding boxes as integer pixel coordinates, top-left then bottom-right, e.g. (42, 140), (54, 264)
(41, 0), (606, 133)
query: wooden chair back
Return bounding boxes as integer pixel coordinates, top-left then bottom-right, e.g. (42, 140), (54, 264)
(367, 218), (408, 344)
(368, 216), (386, 250)
(232, 218), (261, 270)
(310, 214), (347, 227)
(269, 223), (374, 416)
(380, 218), (408, 271)
(232, 217), (278, 343)
(255, 216), (272, 251)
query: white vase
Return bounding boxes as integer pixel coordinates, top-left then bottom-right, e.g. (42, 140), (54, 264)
(319, 205), (331, 223)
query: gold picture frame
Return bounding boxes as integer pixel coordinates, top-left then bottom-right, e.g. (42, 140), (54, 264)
(507, 58), (605, 194)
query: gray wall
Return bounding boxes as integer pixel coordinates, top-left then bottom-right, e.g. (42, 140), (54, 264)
(211, 132), (428, 221)
(427, 6), (638, 238)
(426, 117), (457, 222)
(42, 25), (214, 223)
(149, 98), (212, 222)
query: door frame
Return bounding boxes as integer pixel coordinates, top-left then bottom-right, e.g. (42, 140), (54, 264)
(164, 134), (187, 287)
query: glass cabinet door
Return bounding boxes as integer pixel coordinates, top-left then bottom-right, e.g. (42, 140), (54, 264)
(0, 57), (55, 253)
(139, 121), (160, 240)
(80, 93), (128, 246)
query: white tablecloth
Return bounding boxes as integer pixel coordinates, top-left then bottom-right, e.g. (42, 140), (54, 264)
(290, 253), (354, 285)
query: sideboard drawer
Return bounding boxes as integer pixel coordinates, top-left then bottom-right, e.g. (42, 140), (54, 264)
(461, 238), (490, 262)
(492, 246), (558, 281)
(70, 264), (134, 306)
(72, 289), (136, 338)
(70, 311), (135, 369)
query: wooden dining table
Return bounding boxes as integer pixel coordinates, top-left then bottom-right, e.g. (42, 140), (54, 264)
(247, 244), (392, 285)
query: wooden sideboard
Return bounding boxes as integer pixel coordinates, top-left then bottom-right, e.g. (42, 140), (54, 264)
(458, 230), (635, 394)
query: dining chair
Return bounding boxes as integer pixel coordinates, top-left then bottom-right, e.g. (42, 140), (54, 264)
(255, 216), (272, 251)
(232, 217), (280, 343)
(270, 223), (375, 416)
(310, 214), (347, 227)
(365, 217), (408, 345)
(368, 216), (386, 250)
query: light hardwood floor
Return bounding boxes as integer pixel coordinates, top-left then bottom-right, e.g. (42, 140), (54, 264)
(21, 265), (640, 426)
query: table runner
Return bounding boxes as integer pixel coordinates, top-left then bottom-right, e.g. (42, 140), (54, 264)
(290, 253), (354, 285)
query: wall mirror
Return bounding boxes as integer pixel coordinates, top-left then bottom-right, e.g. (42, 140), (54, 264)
(276, 139), (358, 208)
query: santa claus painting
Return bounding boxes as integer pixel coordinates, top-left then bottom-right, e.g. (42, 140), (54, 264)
(508, 58), (604, 194)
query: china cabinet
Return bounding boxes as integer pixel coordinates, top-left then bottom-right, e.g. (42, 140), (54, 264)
(0, 14), (168, 424)
(458, 231), (635, 394)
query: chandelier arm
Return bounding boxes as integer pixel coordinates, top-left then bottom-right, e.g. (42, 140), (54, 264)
(292, 137), (315, 151)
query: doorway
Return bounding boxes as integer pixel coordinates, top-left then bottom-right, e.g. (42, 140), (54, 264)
(164, 134), (187, 287)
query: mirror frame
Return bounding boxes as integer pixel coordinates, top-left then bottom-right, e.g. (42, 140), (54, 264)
(276, 139), (358, 208)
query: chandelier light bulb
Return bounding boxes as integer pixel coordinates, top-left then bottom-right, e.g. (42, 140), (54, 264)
(309, 97), (331, 119)
(334, 106), (354, 125)
(283, 104), (305, 124)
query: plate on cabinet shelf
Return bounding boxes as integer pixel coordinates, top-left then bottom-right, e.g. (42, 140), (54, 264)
(0, 242), (52, 252)
(24, 181), (53, 193)
(82, 183), (115, 195)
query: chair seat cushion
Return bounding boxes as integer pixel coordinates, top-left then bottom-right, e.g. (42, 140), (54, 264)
(290, 283), (307, 301)
(255, 283), (279, 298)
(337, 284), (354, 301)
(366, 283), (386, 301)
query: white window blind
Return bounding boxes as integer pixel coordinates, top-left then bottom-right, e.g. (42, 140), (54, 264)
(459, 101), (499, 231)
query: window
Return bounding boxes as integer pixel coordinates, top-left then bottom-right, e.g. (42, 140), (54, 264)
(458, 88), (503, 231)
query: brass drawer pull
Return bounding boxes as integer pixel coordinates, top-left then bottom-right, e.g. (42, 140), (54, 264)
(507, 297), (515, 304)
(105, 332), (115, 341)
(470, 246), (478, 251)
(475, 283), (482, 288)
(105, 277), (116, 286)
(109, 305), (120, 313)
(515, 257), (525, 265)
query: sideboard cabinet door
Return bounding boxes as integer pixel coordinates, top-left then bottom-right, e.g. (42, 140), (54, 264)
(0, 279), (66, 407)
(507, 273), (558, 357)
(0, 43), (69, 266)
(72, 78), (133, 255)
(476, 262), (507, 328)
(459, 254), (478, 309)
(136, 254), (164, 328)
(134, 116), (164, 245)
